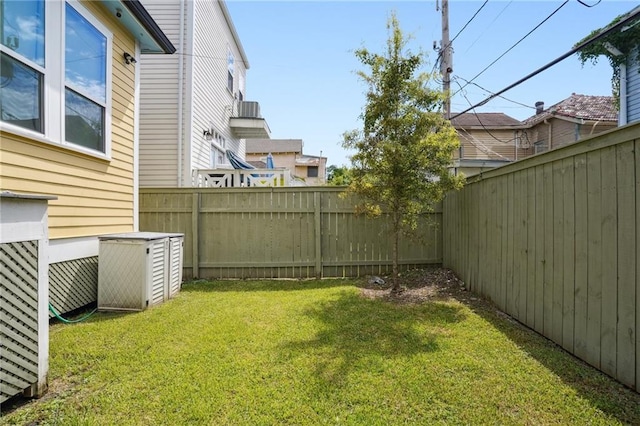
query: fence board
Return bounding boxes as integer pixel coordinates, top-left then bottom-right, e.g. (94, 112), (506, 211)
(525, 168), (536, 329)
(488, 178), (498, 304)
(600, 146), (618, 378)
(616, 141), (635, 387)
(506, 174), (515, 316)
(499, 176), (508, 311)
(478, 181), (488, 297)
(574, 153), (588, 360)
(562, 157), (575, 353)
(543, 162), (554, 338)
(533, 165), (545, 334)
(513, 170), (523, 319)
(586, 150), (602, 369)
(518, 170), (529, 323)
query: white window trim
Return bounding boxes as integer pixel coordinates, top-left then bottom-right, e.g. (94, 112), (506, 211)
(0, 0), (113, 161)
(208, 126), (228, 167)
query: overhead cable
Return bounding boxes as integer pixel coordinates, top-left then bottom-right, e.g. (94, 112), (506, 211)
(448, 0), (489, 48)
(464, 1), (513, 54)
(454, 75), (535, 109)
(450, 6), (640, 120)
(577, 0), (602, 8)
(453, 79), (515, 145)
(453, 0), (569, 97)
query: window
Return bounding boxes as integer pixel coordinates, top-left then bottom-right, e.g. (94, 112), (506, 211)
(210, 145), (224, 168)
(533, 141), (547, 154)
(307, 166), (319, 178)
(0, 0), (112, 156)
(65, 2), (107, 152)
(227, 47), (234, 93)
(1, 0), (45, 132)
(208, 127), (227, 167)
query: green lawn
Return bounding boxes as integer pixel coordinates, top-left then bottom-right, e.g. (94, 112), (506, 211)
(2, 279), (639, 425)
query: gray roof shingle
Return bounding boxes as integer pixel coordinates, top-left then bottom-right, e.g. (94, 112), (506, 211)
(524, 93), (617, 125)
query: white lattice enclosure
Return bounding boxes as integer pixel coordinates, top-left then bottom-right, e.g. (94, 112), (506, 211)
(98, 233), (184, 311)
(49, 257), (98, 318)
(1, 193), (55, 403)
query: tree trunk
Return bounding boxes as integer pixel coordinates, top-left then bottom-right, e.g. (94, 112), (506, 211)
(391, 213), (401, 293)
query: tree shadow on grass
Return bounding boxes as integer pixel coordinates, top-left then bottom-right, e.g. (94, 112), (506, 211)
(280, 291), (466, 389)
(458, 293), (640, 424)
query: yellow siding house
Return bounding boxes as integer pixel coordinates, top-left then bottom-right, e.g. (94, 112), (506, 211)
(1, 0), (174, 314)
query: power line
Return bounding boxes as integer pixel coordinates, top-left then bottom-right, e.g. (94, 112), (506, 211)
(453, 75), (535, 109)
(577, 0), (602, 8)
(452, 79), (514, 145)
(453, 0), (569, 97)
(450, 6), (640, 120)
(464, 1), (513, 54)
(448, 0), (489, 48)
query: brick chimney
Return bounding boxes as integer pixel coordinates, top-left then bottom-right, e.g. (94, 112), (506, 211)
(535, 101), (544, 115)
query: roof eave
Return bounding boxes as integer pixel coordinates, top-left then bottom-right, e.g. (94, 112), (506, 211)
(454, 125), (529, 130)
(100, 0), (176, 54)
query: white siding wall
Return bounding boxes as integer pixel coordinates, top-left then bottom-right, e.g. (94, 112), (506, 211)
(139, 0), (246, 186)
(138, 0), (188, 187)
(628, 49), (640, 123)
(191, 0), (244, 170)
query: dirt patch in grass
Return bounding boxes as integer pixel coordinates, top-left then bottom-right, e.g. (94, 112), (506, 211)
(360, 267), (488, 307)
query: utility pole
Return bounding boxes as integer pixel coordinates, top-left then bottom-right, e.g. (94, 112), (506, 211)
(440, 0), (452, 120)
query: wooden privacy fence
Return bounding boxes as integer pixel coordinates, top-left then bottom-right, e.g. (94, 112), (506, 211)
(139, 187), (442, 280)
(443, 122), (640, 391)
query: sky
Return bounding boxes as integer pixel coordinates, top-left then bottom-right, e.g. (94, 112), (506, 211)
(226, 0), (637, 167)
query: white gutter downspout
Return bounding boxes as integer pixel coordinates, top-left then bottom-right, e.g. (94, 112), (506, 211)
(177, 0), (185, 186)
(619, 63), (628, 126)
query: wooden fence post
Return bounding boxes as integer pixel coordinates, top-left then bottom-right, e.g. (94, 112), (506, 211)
(192, 191), (200, 278)
(314, 191), (322, 278)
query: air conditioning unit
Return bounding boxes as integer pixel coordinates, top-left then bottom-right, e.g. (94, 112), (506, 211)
(98, 232), (184, 311)
(237, 101), (260, 118)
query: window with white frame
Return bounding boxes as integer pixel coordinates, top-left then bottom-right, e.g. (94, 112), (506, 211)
(208, 127), (227, 168)
(210, 145), (224, 168)
(227, 46), (234, 93)
(0, 0), (112, 156)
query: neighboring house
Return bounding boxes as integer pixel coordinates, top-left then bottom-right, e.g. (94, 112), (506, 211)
(138, 0), (270, 188)
(0, 0), (175, 315)
(450, 112), (527, 176)
(521, 94), (617, 155)
(246, 139), (327, 185)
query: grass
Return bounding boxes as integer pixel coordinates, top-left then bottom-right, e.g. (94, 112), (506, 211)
(2, 279), (639, 425)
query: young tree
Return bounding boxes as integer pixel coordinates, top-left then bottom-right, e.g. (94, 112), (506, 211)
(343, 13), (463, 293)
